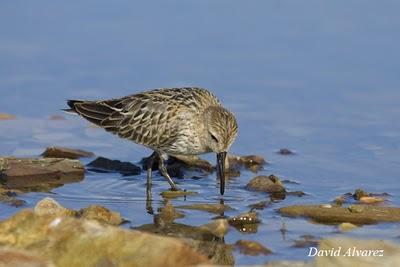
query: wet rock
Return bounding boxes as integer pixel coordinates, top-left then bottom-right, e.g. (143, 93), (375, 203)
(34, 197), (122, 226)
(229, 211), (261, 233)
(292, 235), (319, 248)
(235, 240), (272, 256)
(265, 261), (312, 267)
(338, 222), (358, 232)
(161, 190), (198, 199)
(0, 210), (209, 267)
(172, 155), (214, 173)
(315, 238), (400, 267)
(0, 248), (53, 267)
(0, 113), (16, 120)
(228, 154), (267, 173)
(353, 188), (370, 200)
(87, 157), (141, 175)
(0, 157), (84, 190)
(79, 205), (123, 226)
(200, 219), (229, 238)
(246, 175), (286, 193)
(248, 200), (271, 210)
(34, 197), (77, 217)
(277, 148), (295, 155)
(176, 203), (234, 214)
(134, 222), (234, 265)
(334, 195), (346, 206)
(42, 146), (94, 159)
(279, 204), (400, 224)
(286, 191), (306, 197)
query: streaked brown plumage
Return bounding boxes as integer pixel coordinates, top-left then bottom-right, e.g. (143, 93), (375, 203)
(65, 87), (238, 194)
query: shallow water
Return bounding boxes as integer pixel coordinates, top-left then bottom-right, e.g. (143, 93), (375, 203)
(1, 1), (400, 265)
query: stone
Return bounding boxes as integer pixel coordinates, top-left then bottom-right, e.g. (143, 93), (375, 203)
(359, 196), (385, 204)
(155, 201), (185, 224)
(338, 222), (358, 232)
(235, 240), (272, 256)
(200, 219), (229, 238)
(292, 235), (319, 248)
(0, 210), (209, 267)
(42, 146), (94, 159)
(0, 157), (84, 190)
(246, 175), (286, 193)
(228, 211), (261, 233)
(277, 148), (295, 155)
(79, 205), (123, 226)
(34, 197), (77, 217)
(279, 204), (400, 224)
(248, 200), (271, 210)
(87, 157), (141, 175)
(228, 154), (267, 172)
(160, 190), (198, 199)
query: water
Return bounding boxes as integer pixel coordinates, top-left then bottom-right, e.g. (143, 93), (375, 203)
(1, 1), (400, 265)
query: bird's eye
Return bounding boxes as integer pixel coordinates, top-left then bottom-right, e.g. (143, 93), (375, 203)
(210, 133), (219, 143)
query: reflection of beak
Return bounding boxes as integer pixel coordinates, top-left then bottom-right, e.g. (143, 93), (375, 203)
(217, 152), (227, 195)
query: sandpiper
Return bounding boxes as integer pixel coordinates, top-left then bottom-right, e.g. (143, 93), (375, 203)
(64, 87), (238, 195)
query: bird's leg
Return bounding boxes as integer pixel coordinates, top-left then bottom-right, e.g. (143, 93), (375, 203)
(146, 151), (157, 187)
(146, 151), (157, 214)
(157, 153), (180, 191)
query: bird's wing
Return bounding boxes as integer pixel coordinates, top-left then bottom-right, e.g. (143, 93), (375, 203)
(67, 88), (219, 148)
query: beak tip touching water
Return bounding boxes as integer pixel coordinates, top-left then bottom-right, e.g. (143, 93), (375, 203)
(217, 152), (227, 195)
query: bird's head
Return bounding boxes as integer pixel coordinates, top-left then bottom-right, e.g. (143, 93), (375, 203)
(203, 106), (238, 195)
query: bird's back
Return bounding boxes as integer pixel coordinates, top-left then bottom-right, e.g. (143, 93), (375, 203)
(67, 87), (221, 154)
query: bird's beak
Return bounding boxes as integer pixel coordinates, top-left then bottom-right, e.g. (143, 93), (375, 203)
(217, 152), (227, 195)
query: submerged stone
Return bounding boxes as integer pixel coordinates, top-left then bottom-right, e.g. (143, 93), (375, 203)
(228, 154), (267, 173)
(292, 235), (319, 248)
(160, 190), (198, 199)
(235, 240), (272, 256)
(338, 222), (359, 232)
(228, 211), (261, 232)
(277, 148), (295, 155)
(279, 204), (400, 224)
(42, 146), (95, 159)
(248, 200), (271, 210)
(200, 219), (229, 238)
(176, 203), (234, 214)
(87, 157), (141, 175)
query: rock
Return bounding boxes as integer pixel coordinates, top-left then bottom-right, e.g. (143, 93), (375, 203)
(0, 248), (53, 267)
(235, 240), (272, 256)
(176, 203), (234, 214)
(0, 157), (84, 190)
(315, 238), (400, 267)
(279, 204), (400, 224)
(277, 148), (295, 155)
(42, 146), (94, 159)
(353, 188), (370, 200)
(160, 190), (198, 199)
(228, 154), (266, 172)
(248, 200), (271, 210)
(171, 155), (214, 173)
(228, 211), (261, 233)
(34, 197), (122, 226)
(34, 197), (76, 217)
(359, 196), (385, 204)
(134, 221), (234, 265)
(292, 235), (319, 248)
(79, 205), (123, 226)
(264, 261), (312, 267)
(246, 175), (286, 193)
(286, 191), (306, 197)
(200, 219), (229, 238)
(0, 210), (209, 267)
(87, 157), (141, 175)
(0, 113), (16, 120)
(338, 222), (358, 232)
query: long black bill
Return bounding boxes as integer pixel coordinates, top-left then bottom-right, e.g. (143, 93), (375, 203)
(217, 152), (227, 195)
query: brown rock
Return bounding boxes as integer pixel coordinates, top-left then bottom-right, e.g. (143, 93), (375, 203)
(155, 201), (185, 224)
(42, 146), (94, 159)
(359, 196), (385, 204)
(279, 204), (400, 224)
(200, 219), (229, 238)
(0, 210), (209, 267)
(246, 175), (286, 193)
(277, 148), (295, 155)
(87, 157), (141, 175)
(228, 154), (266, 172)
(0, 157), (84, 190)
(34, 197), (76, 217)
(160, 190), (198, 199)
(292, 235), (319, 248)
(235, 240), (272, 256)
(228, 211), (261, 231)
(79, 205), (123, 226)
